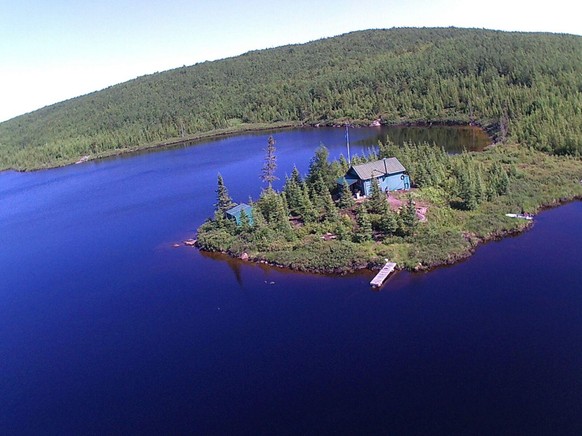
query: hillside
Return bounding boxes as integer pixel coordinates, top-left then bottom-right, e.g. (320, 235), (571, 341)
(1, 27), (581, 170)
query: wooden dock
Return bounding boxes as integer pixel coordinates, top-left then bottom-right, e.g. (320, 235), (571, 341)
(370, 261), (397, 288)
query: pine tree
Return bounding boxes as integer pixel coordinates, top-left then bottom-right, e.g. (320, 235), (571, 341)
(261, 135), (278, 189)
(368, 177), (385, 214)
(238, 209), (252, 235)
(257, 189), (293, 238)
(499, 107), (510, 144)
(283, 172), (303, 216)
(290, 166), (302, 184)
(458, 169), (478, 210)
(338, 154), (350, 172)
(354, 204), (373, 242)
(338, 179), (355, 209)
(379, 209), (398, 236)
(475, 166), (486, 204)
(490, 162), (510, 196)
(312, 175), (338, 220)
(299, 184), (317, 223)
(215, 173), (235, 214)
(306, 145), (332, 188)
(400, 194), (418, 235)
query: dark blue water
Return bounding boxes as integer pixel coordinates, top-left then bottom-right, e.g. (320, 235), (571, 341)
(1, 127), (581, 435)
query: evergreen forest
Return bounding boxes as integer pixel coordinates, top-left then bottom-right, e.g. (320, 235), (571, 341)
(1, 27), (582, 170)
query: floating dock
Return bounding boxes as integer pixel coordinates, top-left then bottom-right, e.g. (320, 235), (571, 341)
(370, 261), (397, 288)
(505, 213), (533, 221)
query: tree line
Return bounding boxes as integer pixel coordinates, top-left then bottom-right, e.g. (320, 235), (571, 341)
(1, 27), (582, 170)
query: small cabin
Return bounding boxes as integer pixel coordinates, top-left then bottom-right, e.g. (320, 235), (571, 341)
(225, 203), (254, 226)
(338, 157), (410, 197)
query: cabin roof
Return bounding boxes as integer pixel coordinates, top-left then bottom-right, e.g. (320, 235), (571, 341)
(225, 203), (252, 217)
(350, 157), (406, 180)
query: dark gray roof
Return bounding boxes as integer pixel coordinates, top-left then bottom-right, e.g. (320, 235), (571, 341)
(351, 157), (406, 180)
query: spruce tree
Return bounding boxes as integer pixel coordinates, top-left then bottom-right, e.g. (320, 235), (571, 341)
(368, 177), (385, 214)
(474, 165), (486, 205)
(257, 189), (293, 238)
(299, 184), (317, 222)
(458, 170), (478, 211)
(338, 179), (355, 209)
(306, 146), (332, 188)
(261, 135), (278, 189)
(283, 173), (302, 216)
(400, 194), (418, 235)
(290, 166), (302, 185)
(379, 209), (398, 236)
(215, 173), (235, 214)
(238, 209), (252, 235)
(311, 175), (338, 219)
(354, 204), (373, 242)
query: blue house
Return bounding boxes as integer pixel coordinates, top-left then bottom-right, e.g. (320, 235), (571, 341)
(225, 203), (254, 226)
(338, 157), (410, 197)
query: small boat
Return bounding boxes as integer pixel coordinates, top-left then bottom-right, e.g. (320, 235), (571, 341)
(505, 213), (533, 220)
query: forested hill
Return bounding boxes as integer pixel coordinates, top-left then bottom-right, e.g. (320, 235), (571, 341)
(1, 27), (582, 170)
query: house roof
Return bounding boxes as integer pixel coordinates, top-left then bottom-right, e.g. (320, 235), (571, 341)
(350, 157), (406, 180)
(336, 176), (359, 186)
(225, 203), (252, 217)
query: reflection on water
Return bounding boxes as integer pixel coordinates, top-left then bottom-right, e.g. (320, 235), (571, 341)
(358, 125), (490, 153)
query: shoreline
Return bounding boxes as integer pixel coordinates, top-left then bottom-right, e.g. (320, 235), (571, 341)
(1, 119), (493, 173)
(1, 121), (302, 173)
(193, 195), (582, 277)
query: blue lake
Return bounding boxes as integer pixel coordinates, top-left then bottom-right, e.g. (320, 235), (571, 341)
(1, 127), (581, 434)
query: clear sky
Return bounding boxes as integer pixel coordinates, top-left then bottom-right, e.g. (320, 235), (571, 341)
(1, 0), (580, 122)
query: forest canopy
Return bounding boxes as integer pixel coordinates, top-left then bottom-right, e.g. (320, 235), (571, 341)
(1, 27), (581, 170)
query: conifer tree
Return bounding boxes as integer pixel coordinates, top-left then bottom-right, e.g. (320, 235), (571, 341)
(257, 189), (293, 238)
(458, 169), (478, 211)
(238, 209), (252, 235)
(306, 145), (332, 188)
(215, 173), (235, 214)
(300, 184), (317, 222)
(400, 194), (418, 235)
(490, 162), (510, 195)
(368, 177), (385, 214)
(290, 166), (302, 185)
(283, 173), (302, 216)
(261, 135), (278, 189)
(474, 165), (486, 204)
(379, 209), (398, 236)
(312, 175), (338, 220)
(338, 154), (350, 172)
(338, 179), (355, 209)
(354, 204), (373, 242)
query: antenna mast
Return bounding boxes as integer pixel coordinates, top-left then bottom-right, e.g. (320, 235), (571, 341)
(345, 123), (351, 165)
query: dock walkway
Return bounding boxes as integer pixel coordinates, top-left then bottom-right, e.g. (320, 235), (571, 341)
(370, 261), (397, 288)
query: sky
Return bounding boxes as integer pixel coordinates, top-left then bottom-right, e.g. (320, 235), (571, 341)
(1, 0), (580, 122)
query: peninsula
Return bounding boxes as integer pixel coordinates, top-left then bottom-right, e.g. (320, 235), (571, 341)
(196, 135), (582, 273)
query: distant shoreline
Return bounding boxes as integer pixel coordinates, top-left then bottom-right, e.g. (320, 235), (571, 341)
(2, 119), (493, 173)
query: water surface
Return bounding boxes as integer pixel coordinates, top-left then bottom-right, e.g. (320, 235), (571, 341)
(1, 127), (580, 434)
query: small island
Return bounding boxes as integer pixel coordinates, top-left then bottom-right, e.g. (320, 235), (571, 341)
(196, 133), (582, 274)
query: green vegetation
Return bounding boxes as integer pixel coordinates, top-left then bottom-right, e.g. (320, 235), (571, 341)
(196, 139), (582, 273)
(1, 28), (582, 170)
